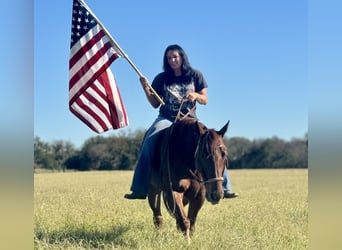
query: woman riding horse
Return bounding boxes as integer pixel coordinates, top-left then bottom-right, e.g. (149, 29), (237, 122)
(124, 44), (237, 200)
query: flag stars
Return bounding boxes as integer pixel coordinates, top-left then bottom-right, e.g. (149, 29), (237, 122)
(70, 1), (97, 47)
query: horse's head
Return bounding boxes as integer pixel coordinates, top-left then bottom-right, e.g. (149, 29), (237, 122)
(194, 121), (230, 204)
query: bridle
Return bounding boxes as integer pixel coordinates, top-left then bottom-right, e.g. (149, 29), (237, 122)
(191, 131), (225, 185)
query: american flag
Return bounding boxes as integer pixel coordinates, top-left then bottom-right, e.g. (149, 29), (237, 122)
(69, 0), (128, 133)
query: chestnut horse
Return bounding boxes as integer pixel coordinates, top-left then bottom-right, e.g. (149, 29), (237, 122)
(148, 118), (229, 241)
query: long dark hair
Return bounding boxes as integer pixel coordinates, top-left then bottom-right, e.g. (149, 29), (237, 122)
(162, 44), (194, 83)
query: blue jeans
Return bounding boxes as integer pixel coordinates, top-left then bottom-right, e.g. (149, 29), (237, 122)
(222, 168), (231, 192)
(130, 116), (173, 194)
(130, 116), (232, 194)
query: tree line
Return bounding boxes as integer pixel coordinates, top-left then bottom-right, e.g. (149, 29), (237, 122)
(34, 131), (307, 171)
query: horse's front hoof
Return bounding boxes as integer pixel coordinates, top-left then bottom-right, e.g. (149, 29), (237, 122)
(153, 216), (163, 228)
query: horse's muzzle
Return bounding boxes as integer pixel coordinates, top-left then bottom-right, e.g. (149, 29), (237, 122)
(206, 190), (224, 204)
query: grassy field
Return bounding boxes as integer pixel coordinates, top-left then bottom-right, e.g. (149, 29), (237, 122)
(34, 169), (308, 249)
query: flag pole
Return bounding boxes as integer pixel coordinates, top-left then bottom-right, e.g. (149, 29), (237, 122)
(79, 0), (165, 105)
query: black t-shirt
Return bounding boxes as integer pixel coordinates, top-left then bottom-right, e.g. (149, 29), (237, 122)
(152, 70), (208, 121)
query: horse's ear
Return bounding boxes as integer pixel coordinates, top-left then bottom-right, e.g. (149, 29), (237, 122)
(217, 120), (230, 137)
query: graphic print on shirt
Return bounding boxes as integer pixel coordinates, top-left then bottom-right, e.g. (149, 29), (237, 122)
(162, 80), (195, 119)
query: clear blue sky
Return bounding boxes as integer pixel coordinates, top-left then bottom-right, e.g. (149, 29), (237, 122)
(34, 0), (308, 148)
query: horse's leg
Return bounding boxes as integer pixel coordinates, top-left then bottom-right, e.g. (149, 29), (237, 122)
(187, 186), (206, 234)
(171, 191), (191, 242)
(148, 186), (163, 229)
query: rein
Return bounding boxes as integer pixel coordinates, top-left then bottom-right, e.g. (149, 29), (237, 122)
(189, 169), (224, 185)
(175, 98), (197, 122)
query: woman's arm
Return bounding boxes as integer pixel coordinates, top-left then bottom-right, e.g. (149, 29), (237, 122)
(186, 88), (208, 105)
(140, 76), (161, 108)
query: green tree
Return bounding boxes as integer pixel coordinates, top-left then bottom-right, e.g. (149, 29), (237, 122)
(34, 137), (55, 170)
(225, 137), (252, 169)
(51, 140), (76, 171)
(36, 131), (308, 171)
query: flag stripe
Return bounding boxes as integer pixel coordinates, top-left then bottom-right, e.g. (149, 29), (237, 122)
(69, 26), (106, 68)
(69, 31), (116, 78)
(88, 81), (108, 109)
(83, 86), (112, 123)
(69, 40), (116, 90)
(72, 93), (112, 132)
(70, 102), (107, 133)
(104, 70), (129, 127)
(78, 94), (112, 129)
(69, 52), (117, 104)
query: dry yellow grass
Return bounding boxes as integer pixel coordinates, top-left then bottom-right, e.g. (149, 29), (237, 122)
(34, 169), (308, 249)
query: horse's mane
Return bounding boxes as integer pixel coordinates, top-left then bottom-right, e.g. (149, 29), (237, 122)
(170, 119), (202, 156)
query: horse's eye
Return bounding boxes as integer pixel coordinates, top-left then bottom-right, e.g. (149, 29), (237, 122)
(221, 149), (228, 160)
